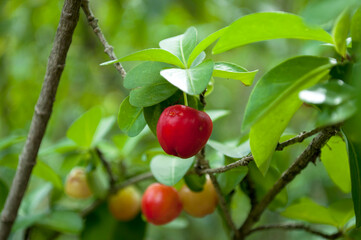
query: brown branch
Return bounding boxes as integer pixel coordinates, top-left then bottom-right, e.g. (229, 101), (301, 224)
(248, 223), (343, 239)
(0, 0), (82, 239)
(95, 147), (117, 189)
(200, 156), (253, 174)
(81, 0), (126, 79)
(235, 125), (340, 240)
(196, 150), (240, 239)
(115, 172), (154, 192)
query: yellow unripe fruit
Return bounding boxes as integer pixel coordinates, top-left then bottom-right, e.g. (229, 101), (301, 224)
(108, 186), (141, 221)
(65, 167), (92, 199)
(178, 178), (218, 218)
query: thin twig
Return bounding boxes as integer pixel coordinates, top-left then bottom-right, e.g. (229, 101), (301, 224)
(248, 223), (343, 239)
(0, 0), (82, 239)
(200, 156), (253, 174)
(235, 125), (340, 240)
(95, 147), (117, 188)
(81, 0), (126, 79)
(115, 172), (154, 192)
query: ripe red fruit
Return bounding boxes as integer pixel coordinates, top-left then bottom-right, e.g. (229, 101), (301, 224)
(141, 183), (183, 225)
(156, 105), (213, 158)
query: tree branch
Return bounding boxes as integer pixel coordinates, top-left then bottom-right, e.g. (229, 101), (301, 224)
(248, 223), (343, 239)
(115, 172), (154, 192)
(81, 0), (126, 79)
(0, 0), (82, 239)
(235, 125), (340, 240)
(95, 147), (117, 189)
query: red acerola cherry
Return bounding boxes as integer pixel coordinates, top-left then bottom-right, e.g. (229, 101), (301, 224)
(141, 183), (183, 225)
(156, 105), (213, 158)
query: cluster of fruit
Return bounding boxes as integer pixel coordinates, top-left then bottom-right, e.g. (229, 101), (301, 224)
(65, 168), (218, 224)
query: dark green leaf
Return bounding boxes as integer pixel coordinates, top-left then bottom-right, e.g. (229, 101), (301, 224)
(100, 49), (185, 68)
(213, 12), (333, 54)
(160, 59), (214, 95)
(332, 8), (351, 57)
(217, 167), (248, 195)
(0, 178), (8, 212)
(33, 160), (63, 190)
(213, 62), (258, 86)
(150, 155), (194, 186)
(184, 174), (206, 192)
(117, 96), (146, 137)
(329, 199), (354, 227)
(207, 139), (250, 158)
(86, 161), (108, 198)
(230, 186), (251, 228)
(37, 211), (83, 234)
(66, 107), (102, 148)
(159, 27), (197, 66)
(129, 83), (178, 107)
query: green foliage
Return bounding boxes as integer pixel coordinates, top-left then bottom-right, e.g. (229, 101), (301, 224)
(184, 174), (206, 192)
(207, 140), (250, 159)
(0, 179), (8, 212)
(217, 167), (248, 195)
(150, 155), (194, 186)
(230, 187), (251, 228)
(36, 211), (84, 234)
(213, 62), (258, 86)
(117, 96), (146, 137)
(213, 12), (333, 54)
(332, 8), (351, 57)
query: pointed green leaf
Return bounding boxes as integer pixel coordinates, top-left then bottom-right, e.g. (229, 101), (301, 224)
(150, 155), (194, 186)
(332, 8), (352, 57)
(321, 135), (351, 193)
(213, 62), (258, 86)
(187, 27), (228, 67)
(217, 167), (248, 195)
(351, 7), (361, 57)
(100, 49), (185, 68)
(205, 109), (230, 122)
(213, 12), (333, 54)
(190, 51), (206, 68)
(230, 187), (251, 228)
(92, 116), (116, 145)
(207, 139), (250, 158)
(243, 56), (332, 174)
(33, 160), (63, 190)
(160, 59), (214, 95)
(118, 96), (146, 137)
(159, 27), (197, 66)
(67, 107), (102, 148)
(329, 199), (354, 227)
(281, 198), (338, 226)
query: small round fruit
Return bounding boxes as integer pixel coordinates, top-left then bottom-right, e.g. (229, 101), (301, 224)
(141, 183), (183, 225)
(65, 167), (92, 199)
(108, 186), (141, 221)
(156, 105), (213, 158)
(178, 178), (218, 217)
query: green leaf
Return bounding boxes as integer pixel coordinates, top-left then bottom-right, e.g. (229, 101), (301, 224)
(332, 8), (351, 57)
(86, 161), (108, 199)
(213, 12), (333, 54)
(33, 160), (63, 190)
(160, 59), (214, 95)
(159, 27), (197, 66)
(37, 211), (83, 234)
(0, 135), (25, 151)
(205, 109), (230, 122)
(150, 155), (194, 186)
(281, 198), (338, 226)
(117, 96), (146, 137)
(0, 178), (8, 212)
(321, 135), (351, 193)
(329, 199), (354, 227)
(230, 186), (251, 228)
(184, 174), (206, 192)
(351, 7), (361, 57)
(100, 49), (185, 68)
(67, 107), (102, 148)
(213, 62), (258, 86)
(217, 167), (248, 195)
(93, 116), (116, 145)
(187, 27), (228, 67)
(317, 100), (357, 126)
(207, 139), (250, 158)
(346, 137), (361, 227)
(243, 56), (332, 174)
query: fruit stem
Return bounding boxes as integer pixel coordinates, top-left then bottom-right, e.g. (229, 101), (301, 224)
(183, 92), (188, 106)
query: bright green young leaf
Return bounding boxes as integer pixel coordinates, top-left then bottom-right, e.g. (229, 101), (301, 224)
(187, 27), (228, 67)
(230, 186), (251, 228)
(213, 12), (333, 54)
(159, 27), (197, 66)
(321, 135), (351, 193)
(329, 199), (354, 227)
(244, 56), (332, 174)
(93, 116), (116, 146)
(205, 109), (230, 122)
(351, 7), (361, 57)
(217, 167), (248, 195)
(150, 155), (194, 186)
(207, 139), (250, 158)
(213, 62), (258, 86)
(100, 49), (185, 68)
(184, 174), (206, 192)
(118, 96), (146, 137)
(67, 107), (102, 148)
(37, 211), (83, 234)
(332, 8), (351, 57)
(281, 198), (338, 226)
(160, 59), (214, 95)
(33, 160), (63, 190)
(0, 178), (8, 212)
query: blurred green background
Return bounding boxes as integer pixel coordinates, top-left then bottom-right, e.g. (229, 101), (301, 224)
(0, 0), (358, 239)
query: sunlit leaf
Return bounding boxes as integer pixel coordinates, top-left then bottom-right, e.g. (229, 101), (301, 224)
(213, 62), (258, 86)
(213, 12), (333, 54)
(205, 109), (230, 122)
(332, 8), (351, 57)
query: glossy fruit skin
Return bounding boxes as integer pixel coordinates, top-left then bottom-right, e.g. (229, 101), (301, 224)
(156, 105), (213, 158)
(178, 178), (218, 218)
(65, 167), (92, 199)
(141, 183), (183, 225)
(108, 186), (141, 221)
